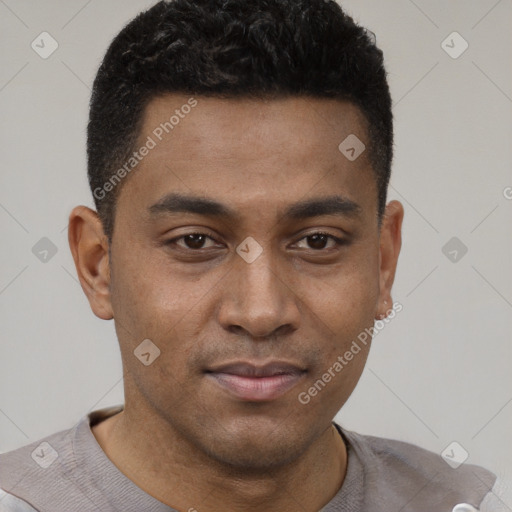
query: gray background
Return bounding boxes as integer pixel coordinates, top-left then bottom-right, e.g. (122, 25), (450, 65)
(1, 0), (511, 487)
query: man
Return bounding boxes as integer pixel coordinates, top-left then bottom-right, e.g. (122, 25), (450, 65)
(0, 0), (506, 511)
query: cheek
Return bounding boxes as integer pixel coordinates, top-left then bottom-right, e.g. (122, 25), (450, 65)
(109, 255), (204, 404)
(295, 271), (377, 416)
(298, 249), (379, 328)
(109, 245), (221, 379)
(110, 241), (200, 328)
(295, 248), (380, 384)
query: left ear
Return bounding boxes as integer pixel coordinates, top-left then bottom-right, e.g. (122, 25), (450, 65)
(375, 200), (404, 319)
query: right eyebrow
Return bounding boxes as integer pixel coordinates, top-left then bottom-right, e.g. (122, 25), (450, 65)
(148, 192), (239, 220)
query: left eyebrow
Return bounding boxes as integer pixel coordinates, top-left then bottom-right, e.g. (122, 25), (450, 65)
(281, 195), (363, 221)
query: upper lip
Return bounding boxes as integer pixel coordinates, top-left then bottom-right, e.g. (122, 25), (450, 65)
(206, 361), (306, 377)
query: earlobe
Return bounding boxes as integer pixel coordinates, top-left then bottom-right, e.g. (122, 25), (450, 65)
(375, 200), (404, 320)
(376, 300), (389, 320)
(68, 206), (114, 320)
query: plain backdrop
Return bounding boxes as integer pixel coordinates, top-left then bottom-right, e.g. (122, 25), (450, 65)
(1, 0), (511, 482)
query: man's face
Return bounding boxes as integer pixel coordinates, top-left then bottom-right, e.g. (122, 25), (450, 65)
(95, 94), (398, 468)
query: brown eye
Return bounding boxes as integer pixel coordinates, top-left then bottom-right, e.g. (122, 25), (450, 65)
(295, 232), (344, 250)
(307, 234), (329, 250)
(182, 234), (208, 249)
(167, 232), (219, 250)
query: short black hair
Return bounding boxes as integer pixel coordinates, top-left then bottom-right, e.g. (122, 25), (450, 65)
(87, 0), (393, 242)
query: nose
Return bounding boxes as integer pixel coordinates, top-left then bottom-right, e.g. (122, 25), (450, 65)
(217, 243), (301, 339)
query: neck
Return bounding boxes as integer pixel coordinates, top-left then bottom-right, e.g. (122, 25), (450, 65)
(92, 406), (347, 512)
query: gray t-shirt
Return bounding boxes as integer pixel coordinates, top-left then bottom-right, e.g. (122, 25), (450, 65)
(0, 405), (503, 511)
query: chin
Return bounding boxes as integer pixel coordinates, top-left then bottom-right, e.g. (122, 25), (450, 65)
(208, 437), (303, 471)
(200, 416), (314, 471)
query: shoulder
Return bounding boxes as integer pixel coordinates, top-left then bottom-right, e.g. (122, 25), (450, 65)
(0, 418), (86, 512)
(0, 406), (124, 512)
(480, 470), (512, 512)
(0, 425), (72, 509)
(0, 488), (39, 511)
(338, 426), (502, 510)
(0, 424), (72, 477)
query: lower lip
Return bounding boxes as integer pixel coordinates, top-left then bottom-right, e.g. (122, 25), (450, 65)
(207, 372), (305, 401)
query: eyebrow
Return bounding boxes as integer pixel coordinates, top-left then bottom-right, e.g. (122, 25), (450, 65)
(148, 192), (362, 221)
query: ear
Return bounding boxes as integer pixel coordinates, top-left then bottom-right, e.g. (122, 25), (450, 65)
(68, 206), (113, 320)
(375, 200), (404, 319)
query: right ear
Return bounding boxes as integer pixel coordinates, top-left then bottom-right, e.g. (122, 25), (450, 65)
(67, 206), (113, 320)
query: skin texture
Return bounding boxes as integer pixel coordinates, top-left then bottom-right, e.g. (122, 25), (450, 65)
(68, 94), (404, 512)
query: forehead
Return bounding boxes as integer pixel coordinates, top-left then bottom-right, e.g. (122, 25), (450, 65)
(141, 93), (369, 161)
(116, 93), (376, 224)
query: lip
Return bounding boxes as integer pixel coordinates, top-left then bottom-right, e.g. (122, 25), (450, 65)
(205, 361), (306, 402)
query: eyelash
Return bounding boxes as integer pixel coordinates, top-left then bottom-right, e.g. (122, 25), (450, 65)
(166, 231), (347, 251)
